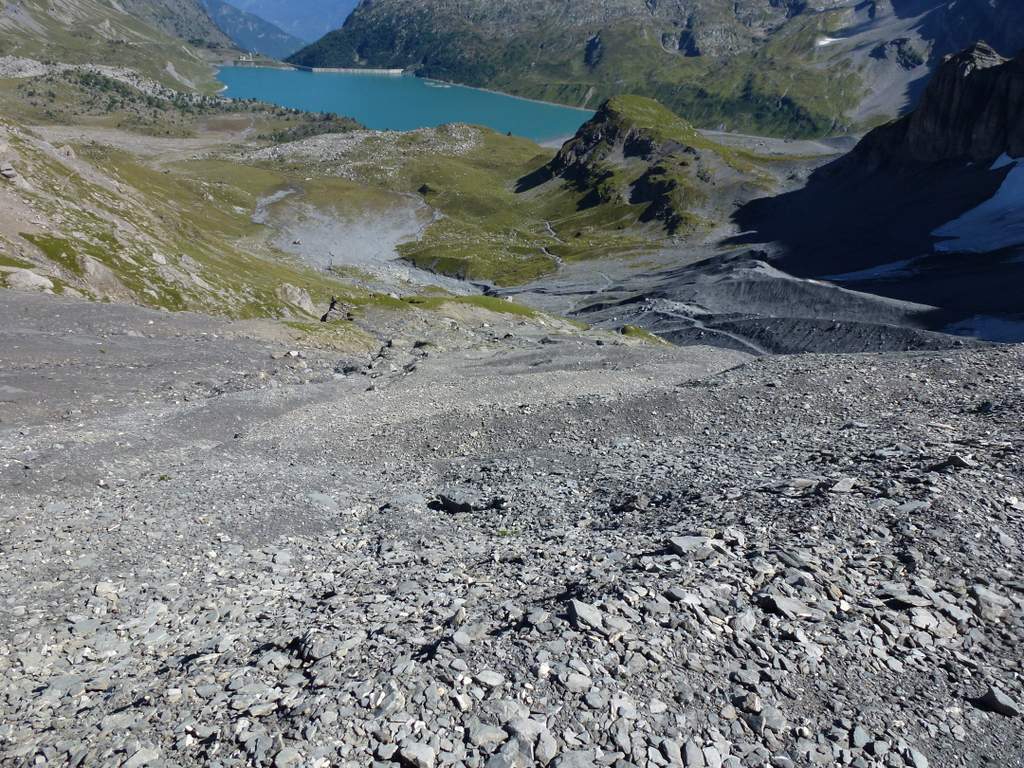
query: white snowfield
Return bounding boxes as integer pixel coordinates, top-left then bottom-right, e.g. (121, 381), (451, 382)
(933, 154), (1024, 253)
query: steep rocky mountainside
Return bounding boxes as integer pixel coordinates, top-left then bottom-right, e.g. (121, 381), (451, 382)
(852, 42), (1024, 168)
(288, 0), (1024, 137)
(199, 0), (305, 59)
(730, 41), (1024, 328)
(109, 0), (231, 47)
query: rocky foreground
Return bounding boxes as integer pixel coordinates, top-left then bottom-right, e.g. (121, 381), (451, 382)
(1, 292), (1022, 768)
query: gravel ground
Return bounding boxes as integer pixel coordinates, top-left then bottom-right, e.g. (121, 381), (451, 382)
(0, 291), (1022, 768)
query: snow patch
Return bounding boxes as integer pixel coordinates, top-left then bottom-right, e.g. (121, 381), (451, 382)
(823, 258), (921, 282)
(991, 153), (1017, 170)
(945, 314), (1024, 343)
(933, 157), (1024, 253)
(816, 37), (841, 48)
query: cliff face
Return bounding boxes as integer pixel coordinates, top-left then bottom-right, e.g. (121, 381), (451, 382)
(854, 43), (1024, 167)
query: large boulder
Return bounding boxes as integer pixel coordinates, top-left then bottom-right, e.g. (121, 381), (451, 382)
(79, 254), (132, 301)
(4, 269), (54, 292)
(275, 283), (317, 316)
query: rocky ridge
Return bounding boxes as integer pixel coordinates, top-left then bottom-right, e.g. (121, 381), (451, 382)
(524, 96), (767, 236)
(852, 43), (1024, 169)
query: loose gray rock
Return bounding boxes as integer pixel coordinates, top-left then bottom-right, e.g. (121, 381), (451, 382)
(973, 686), (1021, 717)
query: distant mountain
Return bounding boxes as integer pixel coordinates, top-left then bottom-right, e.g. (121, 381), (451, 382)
(199, 0), (305, 59)
(228, 0), (359, 43)
(288, 0), (1024, 138)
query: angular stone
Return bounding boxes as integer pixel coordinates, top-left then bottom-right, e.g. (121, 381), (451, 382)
(553, 750), (597, 767)
(123, 748), (160, 768)
(476, 670), (506, 688)
(568, 599), (603, 630)
(400, 743), (437, 768)
(764, 594), (815, 620)
(668, 536), (714, 560)
(970, 585), (1012, 621)
(973, 685), (1021, 717)
(468, 717), (508, 748)
(683, 739), (705, 767)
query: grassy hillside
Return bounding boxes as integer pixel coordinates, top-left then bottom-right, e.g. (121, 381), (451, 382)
(0, 85), (576, 339)
(239, 95), (788, 286)
(0, 0), (227, 92)
(396, 97), (789, 283)
(116, 0), (233, 46)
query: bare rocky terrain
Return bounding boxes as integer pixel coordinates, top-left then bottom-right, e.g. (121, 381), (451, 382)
(2, 6), (1023, 765)
(1, 289), (1022, 768)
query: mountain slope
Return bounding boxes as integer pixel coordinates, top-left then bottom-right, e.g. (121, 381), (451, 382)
(289, 0), (1024, 137)
(112, 0), (232, 47)
(199, 0), (305, 59)
(229, 0), (359, 43)
(852, 42), (1024, 168)
(0, 0), (230, 91)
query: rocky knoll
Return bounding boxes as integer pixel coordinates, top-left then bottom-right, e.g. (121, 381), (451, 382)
(853, 42), (1024, 168)
(521, 96), (763, 235)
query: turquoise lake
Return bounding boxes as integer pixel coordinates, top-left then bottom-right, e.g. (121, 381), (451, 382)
(217, 67), (593, 143)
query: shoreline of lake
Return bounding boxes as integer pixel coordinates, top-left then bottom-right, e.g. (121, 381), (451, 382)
(215, 66), (592, 143)
(221, 61), (594, 116)
(418, 77), (594, 115)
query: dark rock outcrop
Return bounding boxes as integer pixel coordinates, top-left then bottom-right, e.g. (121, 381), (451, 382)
(729, 41), (1024, 321)
(516, 96), (747, 236)
(544, 100), (662, 183)
(854, 42), (1024, 168)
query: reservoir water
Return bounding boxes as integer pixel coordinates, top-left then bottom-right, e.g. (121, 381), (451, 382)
(217, 66), (593, 143)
